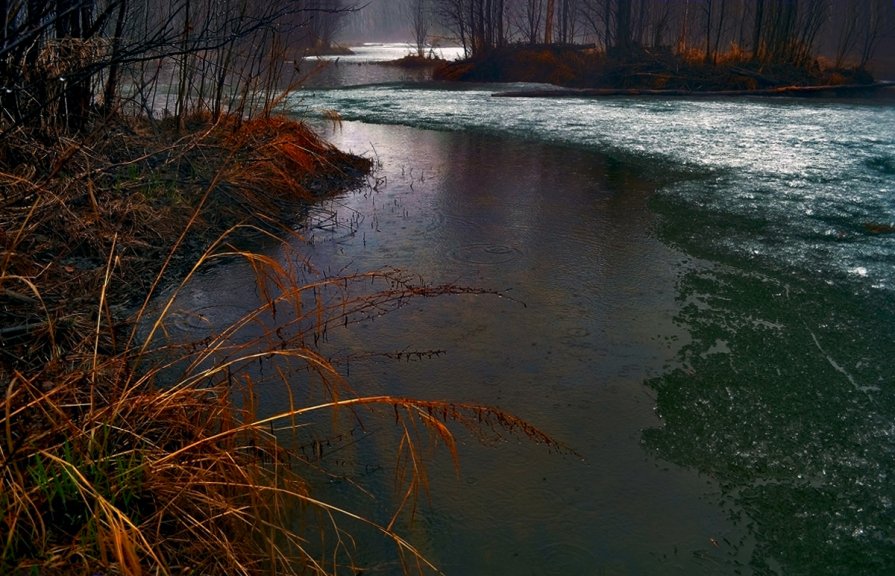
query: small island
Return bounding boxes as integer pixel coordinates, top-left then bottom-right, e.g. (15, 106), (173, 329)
(438, 44), (895, 96)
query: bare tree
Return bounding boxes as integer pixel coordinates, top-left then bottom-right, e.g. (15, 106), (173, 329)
(580, 0), (612, 50)
(649, 0), (674, 48)
(512, 0), (544, 45)
(702, 0), (728, 65)
(434, 0), (506, 55)
(407, 0), (431, 56)
(435, 0), (470, 54)
(835, 1), (862, 67)
(0, 0), (361, 132)
(858, 0), (895, 67)
(544, 0), (554, 43)
(557, 0), (580, 44)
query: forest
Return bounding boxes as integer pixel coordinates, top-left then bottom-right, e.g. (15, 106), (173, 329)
(3, 0), (892, 131)
(345, 0), (895, 75)
(431, 0), (893, 67)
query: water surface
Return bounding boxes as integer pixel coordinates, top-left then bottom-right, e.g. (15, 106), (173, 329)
(162, 56), (895, 574)
(298, 43), (464, 88)
(162, 120), (753, 573)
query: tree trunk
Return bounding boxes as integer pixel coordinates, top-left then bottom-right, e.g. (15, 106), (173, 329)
(496, 0), (504, 46)
(55, 0), (95, 130)
(751, 0), (765, 61)
(0, 0), (8, 49)
(712, 0), (727, 65)
(603, 0), (613, 50)
(103, 0), (128, 116)
(176, 0), (191, 128)
(544, 0), (554, 44)
(615, 0), (631, 54)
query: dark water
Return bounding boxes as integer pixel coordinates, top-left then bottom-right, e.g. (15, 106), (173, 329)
(162, 122), (751, 574)
(155, 52), (895, 574)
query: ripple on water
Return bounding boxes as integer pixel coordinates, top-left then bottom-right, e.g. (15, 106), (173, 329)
(564, 327), (591, 338)
(425, 207), (484, 235)
(165, 304), (247, 337)
(449, 243), (522, 265)
(424, 208), (447, 232)
(531, 541), (602, 576)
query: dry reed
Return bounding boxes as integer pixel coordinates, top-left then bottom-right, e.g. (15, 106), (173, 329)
(0, 111), (562, 575)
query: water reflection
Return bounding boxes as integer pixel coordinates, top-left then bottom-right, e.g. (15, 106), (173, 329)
(296, 60), (436, 89)
(307, 43), (465, 63)
(148, 118), (756, 573)
(271, 121), (753, 574)
(296, 43), (464, 89)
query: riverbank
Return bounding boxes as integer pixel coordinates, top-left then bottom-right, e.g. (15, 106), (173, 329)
(494, 81), (895, 99)
(0, 114), (372, 574)
(0, 110), (555, 574)
(1, 114), (370, 371)
(434, 44), (879, 93)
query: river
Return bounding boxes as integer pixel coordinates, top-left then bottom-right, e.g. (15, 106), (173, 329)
(159, 46), (895, 574)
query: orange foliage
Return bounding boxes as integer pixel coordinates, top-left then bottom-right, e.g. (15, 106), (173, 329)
(827, 72), (849, 86)
(716, 43), (752, 65)
(220, 115), (369, 201)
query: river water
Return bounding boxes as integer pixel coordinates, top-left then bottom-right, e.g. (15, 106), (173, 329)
(159, 49), (895, 574)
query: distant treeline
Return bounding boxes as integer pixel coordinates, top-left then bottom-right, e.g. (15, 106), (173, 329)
(0, 0), (349, 132)
(428, 0), (894, 67)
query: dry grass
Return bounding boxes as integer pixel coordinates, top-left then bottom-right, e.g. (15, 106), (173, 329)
(0, 113), (563, 575)
(0, 113), (369, 370)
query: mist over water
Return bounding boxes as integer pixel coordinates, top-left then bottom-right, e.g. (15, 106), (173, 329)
(296, 44), (465, 88)
(306, 43), (465, 63)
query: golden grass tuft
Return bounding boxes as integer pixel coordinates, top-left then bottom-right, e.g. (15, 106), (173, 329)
(219, 115), (364, 199)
